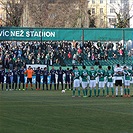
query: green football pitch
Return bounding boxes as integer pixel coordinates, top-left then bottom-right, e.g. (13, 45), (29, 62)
(0, 89), (133, 133)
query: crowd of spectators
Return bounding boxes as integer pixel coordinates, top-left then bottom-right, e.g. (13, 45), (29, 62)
(83, 41), (126, 61)
(0, 40), (130, 69)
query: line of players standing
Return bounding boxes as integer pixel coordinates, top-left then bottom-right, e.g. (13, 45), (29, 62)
(0, 66), (73, 91)
(72, 64), (133, 97)
(0, 64), (133, 98)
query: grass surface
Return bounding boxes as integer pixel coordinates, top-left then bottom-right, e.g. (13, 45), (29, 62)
(0, 89), (133, 133)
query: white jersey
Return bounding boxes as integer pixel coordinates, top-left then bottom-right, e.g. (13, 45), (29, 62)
(114, 67), (123, 80)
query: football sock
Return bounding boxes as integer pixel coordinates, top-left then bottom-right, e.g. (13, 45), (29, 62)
(111, 88), (114, 95)
(50, 84), (52, 90)
(2, 83), (4, 90)
(46, 84), (48, 90)
(90, 89), (92, 97)
(31, 84), (33, 90)
(43, 84), (44, 90)
(39, 82), (40, 89)
(85, 89), (88, 96)
(12, 83), (14, 89)
(94, 89), (96, 96)
(54, 84), (56, 90)
(78, 89), (80, 96)
(73, 88), (75, 96)
(65, 84), (67, 89)
(9, 84), (11, 89)
(71, 82), (73, 90)
(83, 89), (85, 96)
(23, 83), (24, 89)
(26, 84), (28, 88)
(86, 89), (88, 96)
(107, 87), (109, 95)
(36, 82), (37, 89)
(57, 83), (59, 90)
(124, 88), (127, 95)
(6, 84), (8, 90)
(61, 82), (63, 90)
(19, 83), (20, 89)
(15, 83), (17, 90)
(128, 88), (130, 95)
(116, 87), (118, 96)
(120, 87), (123, 96)
(103, 89), (105, 96)
(98, 89), (100, 96)
(69, 84), (70, 89)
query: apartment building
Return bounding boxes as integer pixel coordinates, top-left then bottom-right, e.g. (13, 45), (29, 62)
(88, 0), (107, 27)
(129, 0), (133, 28)
(0, 0), (7, 26)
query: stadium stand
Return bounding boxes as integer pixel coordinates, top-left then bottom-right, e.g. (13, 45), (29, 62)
(0, 40), (132, 69)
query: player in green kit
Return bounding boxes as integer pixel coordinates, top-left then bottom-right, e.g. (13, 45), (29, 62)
(72, 66), (81, 97)
(123, 66), (132, 97)
(97, 65), (106, 97)
(106, 66), (114, 97)
(88, 66), (97, 97)
(80, 65), (89, 97)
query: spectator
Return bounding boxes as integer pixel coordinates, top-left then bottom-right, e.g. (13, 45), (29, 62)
(119, 49), (123, 56)
(91, 53), (95, 60)
(77, 48), (82, 54)
(68, 52), (72, 59)
(8, 58), (14, 70)
(0, 40), (130, 68)
(94, 59), (100, 66)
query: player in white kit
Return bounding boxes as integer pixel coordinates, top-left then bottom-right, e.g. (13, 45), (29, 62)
(114, 64), (123, 97)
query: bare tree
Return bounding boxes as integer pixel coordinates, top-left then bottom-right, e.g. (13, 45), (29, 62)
(89, 15), (96, 28)
(76, 0), (90, 28)
(26, 0), (80, 28)
(1, 0), (96, 28)
(23, 0), (92, 28)
(48, 0), (91, 28)
(110, 1), (132, 28)
(27, 0), (49, 27)
(0, 0), (24, 27)
(47, 0), (80, 27)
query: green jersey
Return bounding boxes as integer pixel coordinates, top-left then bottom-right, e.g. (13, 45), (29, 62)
(80, 69), (89, 82)
(123, 69), (132, 80)
(106, 70), (114, 82)
(73, 70), (80, 79)
(97, 69), (105, 81)
(89, 70), (97, 80)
